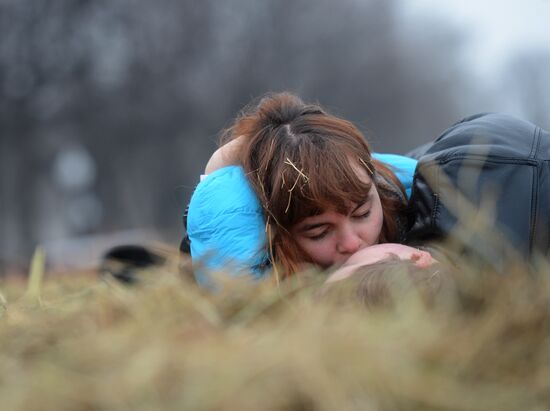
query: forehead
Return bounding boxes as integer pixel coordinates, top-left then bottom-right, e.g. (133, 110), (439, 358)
(368, 243), (415, 255)
(349, 243), (418, 263)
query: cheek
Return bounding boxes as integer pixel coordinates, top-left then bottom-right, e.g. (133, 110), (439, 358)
(361, 198), (384, 244)
(294, 237), (335, 267)
(373, 207), (384, 241)
(358, 220), (381, 245)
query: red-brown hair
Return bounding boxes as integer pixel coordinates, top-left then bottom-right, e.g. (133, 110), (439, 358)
(223, 92), (406, 276)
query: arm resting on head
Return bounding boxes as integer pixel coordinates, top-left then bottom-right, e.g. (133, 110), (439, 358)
(204, 136), (245, 174)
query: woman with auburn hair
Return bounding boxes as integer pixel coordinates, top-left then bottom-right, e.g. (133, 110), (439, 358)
(186, 92), (416, 280)
(185, 92), (550, 283)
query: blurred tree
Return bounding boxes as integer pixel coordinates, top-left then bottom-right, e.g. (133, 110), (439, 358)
(0, 0), (508, 268)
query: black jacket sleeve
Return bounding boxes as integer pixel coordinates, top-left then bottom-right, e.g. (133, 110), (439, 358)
(406, 113), (550, 258)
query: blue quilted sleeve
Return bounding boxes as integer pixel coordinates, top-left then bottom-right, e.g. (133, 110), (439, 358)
(186, 166), (269, 284)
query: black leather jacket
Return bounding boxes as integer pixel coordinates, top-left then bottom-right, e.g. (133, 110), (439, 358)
(406, 113), (550, 257)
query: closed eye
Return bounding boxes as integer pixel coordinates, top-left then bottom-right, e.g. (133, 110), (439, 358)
(308, 230), (329, 241)
(300, 222), (330, 241)
(351, 193), (373, 219)
(352, 209), (371, 219)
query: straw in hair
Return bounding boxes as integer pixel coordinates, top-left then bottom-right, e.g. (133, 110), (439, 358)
(283, 157), (309, 214)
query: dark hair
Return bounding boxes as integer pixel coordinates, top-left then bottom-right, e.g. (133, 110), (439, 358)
(224, 92), (407, 276)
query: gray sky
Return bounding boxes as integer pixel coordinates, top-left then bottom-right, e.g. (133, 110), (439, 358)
(400, 0), (550, 81)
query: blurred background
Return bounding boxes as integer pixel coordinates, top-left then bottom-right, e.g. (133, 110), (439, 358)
(2, 0), (550, 273)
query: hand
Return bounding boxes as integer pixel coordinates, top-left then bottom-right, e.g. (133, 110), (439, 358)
(205, 136), (245, 174)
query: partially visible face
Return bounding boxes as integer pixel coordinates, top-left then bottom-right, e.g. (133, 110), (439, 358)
(290, 164), (383, 268)
(326, 243), (437, 283)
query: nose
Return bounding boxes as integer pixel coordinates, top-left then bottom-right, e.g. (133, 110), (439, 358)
(336, 226), (363, 255)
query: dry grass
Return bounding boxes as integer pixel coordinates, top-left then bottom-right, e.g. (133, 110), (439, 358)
(0, 247), (550, 411)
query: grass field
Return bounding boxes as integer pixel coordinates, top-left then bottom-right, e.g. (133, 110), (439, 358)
(1, 246), (550, 410)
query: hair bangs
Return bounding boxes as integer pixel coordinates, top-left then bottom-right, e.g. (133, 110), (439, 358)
(274, 139), (373, 228)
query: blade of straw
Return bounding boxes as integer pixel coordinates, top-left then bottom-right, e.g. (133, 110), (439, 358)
(26, 246), (45, 303)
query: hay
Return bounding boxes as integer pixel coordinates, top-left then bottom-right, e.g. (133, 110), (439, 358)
(0, 249), (550, 411)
